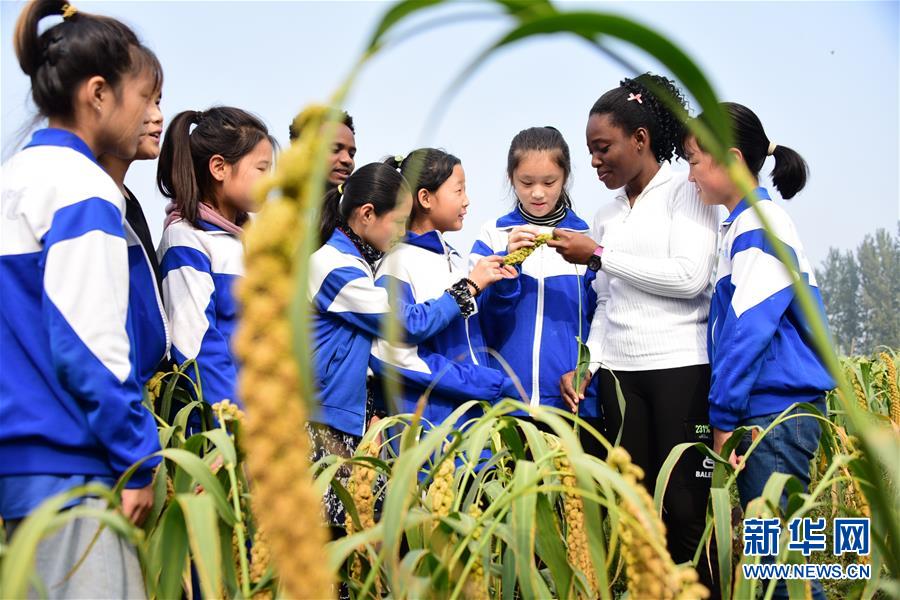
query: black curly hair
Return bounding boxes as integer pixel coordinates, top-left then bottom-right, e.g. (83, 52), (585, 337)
(590, 73), (689, 163)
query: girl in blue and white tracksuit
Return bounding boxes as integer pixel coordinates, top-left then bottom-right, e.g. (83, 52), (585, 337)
(0, 5), (166, 594)
(309, 160), (482, 526)
(370, 149), (520, 444)
(470, 127), (601, 452)
(156, 107), (275, 411)
(685, 102), (833, 600)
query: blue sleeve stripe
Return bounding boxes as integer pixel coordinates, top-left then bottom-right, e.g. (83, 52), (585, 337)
(731, 229), (800, 270)
(470, 240), (494, 257)
(43, 197), (123, 248)
(161, 246), (212, 276)
(375, 274), (416, 305)
(313, 266), (369, 310)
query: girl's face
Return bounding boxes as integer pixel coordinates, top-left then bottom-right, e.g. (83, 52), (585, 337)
(363, 192), (413, 252)
(220, 138), (274, 214)
(421, 164), (469, 232)
(511, 150), (566, 217)
(684, 135), (736, 206)
(134, 90), (163, 160)
(585, 112), (644, 190)
(99, 69), (158, 160)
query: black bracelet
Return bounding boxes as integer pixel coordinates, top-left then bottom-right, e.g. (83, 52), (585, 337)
(463, 277), (482, 297)
(448, 279), (476, 319)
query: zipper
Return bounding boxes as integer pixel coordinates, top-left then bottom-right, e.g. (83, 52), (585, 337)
(448, 246), (479, 364)
(531, 245), (545, 408)
(126, 220), (171, 355)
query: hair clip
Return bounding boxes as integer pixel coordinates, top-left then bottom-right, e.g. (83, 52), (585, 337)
(61, 3), (77, 19)
(394, 154), (405, 165)
(627, 92), (643, 104)
(337, 183), (344, 195)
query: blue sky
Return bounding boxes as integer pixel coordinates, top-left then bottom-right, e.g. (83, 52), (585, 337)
(2, 0), (897, 266)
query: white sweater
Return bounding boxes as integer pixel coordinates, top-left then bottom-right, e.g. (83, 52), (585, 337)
(586, 162), (719, 373)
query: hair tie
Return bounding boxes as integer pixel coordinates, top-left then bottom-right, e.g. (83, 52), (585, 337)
(61, 3), (77, 19)
(767, 141), (777, 156)
(394, 154), (405, 166)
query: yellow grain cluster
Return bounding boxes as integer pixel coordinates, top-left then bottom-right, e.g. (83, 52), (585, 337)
(503, 234), (553, 266)
(463, 504), (489, 600)
(212, 399), (245, 423)
(428, 452), (456, 519)
(146, 370), (167, 402)
(233, 524), (273, 598)
(833, 428), (870, 520)
(249, 526), (273, 599)
(345, 441), (381, 590)
(606, 447), (709, 600)
(880, 352), (900, 426)
(847, 368), (868, 412)
(232, 104), (338, 599)
(553, 450), (598, 598)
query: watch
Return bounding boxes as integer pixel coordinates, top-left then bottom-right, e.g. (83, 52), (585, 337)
(587, 245), (604, 272)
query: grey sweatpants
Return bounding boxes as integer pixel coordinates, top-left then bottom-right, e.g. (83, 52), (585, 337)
(5, 498), (146, 599)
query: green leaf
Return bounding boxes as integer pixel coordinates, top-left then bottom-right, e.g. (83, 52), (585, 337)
(511, 460), (551, 598)
(366, 0), (447, 51)
(201, 428), (237, 466)
(159, 448), (236, 526)
(149, 501), (189, 600)
(176, 493), (222, 599)
(533, 492), (572, 596)
(710, 487), (733, 600)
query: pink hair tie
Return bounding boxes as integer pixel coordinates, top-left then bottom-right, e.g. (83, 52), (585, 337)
(627, 92), (643, 104)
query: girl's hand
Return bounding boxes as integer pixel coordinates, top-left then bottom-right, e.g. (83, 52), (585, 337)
(507, 225), (542, 254)
(368, 414), (383, 448)
(468, 256), (516, 292)
(559, 369), (592, 412)
(121, 484), (154, 526)
(713, 427), (743, 470)
(548, 229), (599, 265)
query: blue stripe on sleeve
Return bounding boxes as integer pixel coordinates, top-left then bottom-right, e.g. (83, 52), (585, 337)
(160, 246), (213, 277)
(43, 198), (123, 248)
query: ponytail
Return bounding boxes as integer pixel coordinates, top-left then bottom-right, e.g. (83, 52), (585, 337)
(157, 107), (276, 227)
(319, 187), (342, 246)
(317, 162), (410, 246)
(693, 102), (809, 200)
(13, 0), (161, 119)
(770, 144), (808, 200)
(157, 111), (202, 224)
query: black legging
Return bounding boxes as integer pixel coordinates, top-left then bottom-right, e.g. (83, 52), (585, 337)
(599, 364), (720, 598)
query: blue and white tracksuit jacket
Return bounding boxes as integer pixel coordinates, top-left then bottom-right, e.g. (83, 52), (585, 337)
(0, 128), (167, 492)
(370, 231), (518, 429)
(708, 188), (834, 431)
(159, 218), (243, 407)
(309, 228), (463, 436)
(470, 209), (600, 416)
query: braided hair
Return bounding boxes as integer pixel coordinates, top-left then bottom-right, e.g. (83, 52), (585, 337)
(590, 73), (689, 163)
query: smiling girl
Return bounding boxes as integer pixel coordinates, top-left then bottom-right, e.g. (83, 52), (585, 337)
(470, 126), (601, 451)
(371, 148), (520, 443)
(156, 107), (275, 409)
(685, 102), (832, 600)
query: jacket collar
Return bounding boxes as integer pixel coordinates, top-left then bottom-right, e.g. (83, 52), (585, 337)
(24, 128), (99, 166)
(724, 187), (772, 225)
